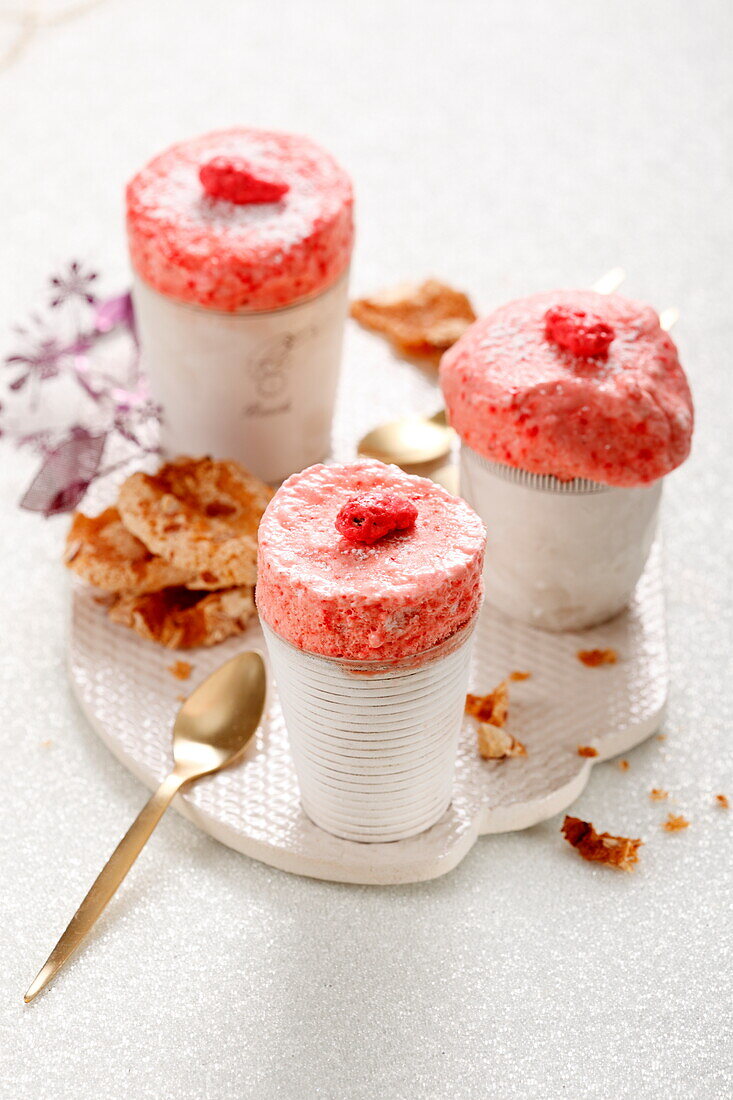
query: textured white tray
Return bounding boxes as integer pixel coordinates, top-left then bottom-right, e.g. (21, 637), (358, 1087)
(68, 543), (667, 885)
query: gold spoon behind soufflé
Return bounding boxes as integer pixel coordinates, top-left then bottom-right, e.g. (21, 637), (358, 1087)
(25, 651), (267, 1003)
(356, 269), (678, 474)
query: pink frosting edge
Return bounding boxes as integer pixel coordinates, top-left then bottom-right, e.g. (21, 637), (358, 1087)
(126, 128), (355, 313)
(255, 462), (486, 662)
(440, 290), (694, 488)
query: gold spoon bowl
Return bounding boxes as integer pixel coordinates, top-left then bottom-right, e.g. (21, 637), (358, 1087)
(25, 650), (267, 1002)
(358, 408), (454, 467)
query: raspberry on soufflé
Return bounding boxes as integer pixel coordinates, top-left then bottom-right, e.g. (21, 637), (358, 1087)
(126, 128), (354, 312)
(335, 491), (418, 544)
(198, 156), (290, 205)
(256, 461), (486, 662)
(439, 290), (693, 487)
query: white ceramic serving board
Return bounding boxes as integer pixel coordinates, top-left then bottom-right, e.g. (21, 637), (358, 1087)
(68, 542), (666, 885)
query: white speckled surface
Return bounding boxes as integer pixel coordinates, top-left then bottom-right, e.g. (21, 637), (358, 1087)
(1, 2), (731, 1097)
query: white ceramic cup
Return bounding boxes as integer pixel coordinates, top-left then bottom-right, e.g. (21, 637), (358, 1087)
(459, 444), (662, 632)
(261, 619), (476, 842)
(132, 271), (350, 484)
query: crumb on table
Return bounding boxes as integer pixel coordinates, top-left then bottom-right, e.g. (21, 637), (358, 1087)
(662, 813), (690, 832)
(168, 660), (193, 681)
(577, 745), (599, 758)
(466, 682), (509, 727)
(477, 723), (526, 760)
(577, 648), (618, 667)
(561, 815), (642, 872)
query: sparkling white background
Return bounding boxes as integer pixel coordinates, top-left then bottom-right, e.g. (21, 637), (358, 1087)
(1, 2), (731, 1097)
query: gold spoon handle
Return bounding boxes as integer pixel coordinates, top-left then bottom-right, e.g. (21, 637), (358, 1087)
(24, 769), (186, 1002)
(592, 267), (626, 294)
(659, 307), (679, 331)
(591, 271), (679, 330)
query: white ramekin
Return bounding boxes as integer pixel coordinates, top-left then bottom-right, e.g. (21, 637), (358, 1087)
(261, 619), (476, 842)
(459, 444), (662, 632)
(132, 272), (350, 484)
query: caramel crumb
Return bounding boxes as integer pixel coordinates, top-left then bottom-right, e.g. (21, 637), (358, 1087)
(466, 682), (509, 727)
(656, 734), (667, 742)
(467, 682), (525, 759)
(40, 739), (54, 749)
(649, 788), (669, 801)
(478, 724), (527, 760)
(509, 670), (531, 682)
(618, 759), (630, 772)
(350, 279), (477, 357)
(577, 648), (618, 667)
(168, 660), (193, 681)
(662, 813), (690, 832)
(715, 794), (729, 810)
(577, 745), (599, 758)
(561, 816), (642, 872)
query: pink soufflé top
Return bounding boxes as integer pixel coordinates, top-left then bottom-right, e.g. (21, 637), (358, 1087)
(126, 128), (354, 312)
(256, 461), (486, 661)
(440, 290), (694, 487)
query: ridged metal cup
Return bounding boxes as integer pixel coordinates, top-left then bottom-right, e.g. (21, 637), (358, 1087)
(261, 619), (476, 842)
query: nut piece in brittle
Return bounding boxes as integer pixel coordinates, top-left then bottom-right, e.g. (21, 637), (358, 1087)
(109, 586), (255, 649)
(118, 456), (273, 590)
(351, 279), (477, 357)
(561, 816), (642, 872)
(65, 506), (193, 594)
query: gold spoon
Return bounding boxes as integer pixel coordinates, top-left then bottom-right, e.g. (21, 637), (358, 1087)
(356, 268), (628, 470)
(359, 408), (452, 467)
(24, 651), (267, 1003)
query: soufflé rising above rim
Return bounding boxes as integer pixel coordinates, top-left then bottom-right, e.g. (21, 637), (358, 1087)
(126, 127), (354, 313)
(255, 461), (486, 662)
(439, 289), (694, 487)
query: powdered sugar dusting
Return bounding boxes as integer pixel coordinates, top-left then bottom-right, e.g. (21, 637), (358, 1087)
(126, 128), (354, 312)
